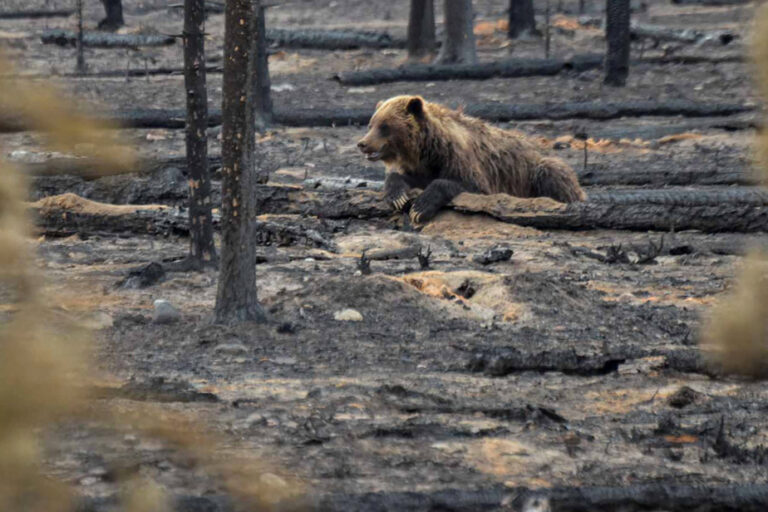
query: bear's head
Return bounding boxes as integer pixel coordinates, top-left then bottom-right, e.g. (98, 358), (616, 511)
(357, 95), (426, 164)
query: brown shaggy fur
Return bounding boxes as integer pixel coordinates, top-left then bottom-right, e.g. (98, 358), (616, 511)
(357, 95), (586, 222)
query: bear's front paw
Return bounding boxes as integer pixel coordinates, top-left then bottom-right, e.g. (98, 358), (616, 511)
(409, 193), (441, 225)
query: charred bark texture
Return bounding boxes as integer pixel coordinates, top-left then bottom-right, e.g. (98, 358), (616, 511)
(407, 0), (437, 61)
(508, 0), (538, 39)
(183, 0), (217, 269)
(76, 0), (86, 74)
(0, 100), (753, 133)
(98, 0), (124, 31)
(214, 0), (266, 324)
(251, 3), (272, 127)
(436, 0), (477, 65)
(41, 30), (176, 48)
(604, 0), (631, 86)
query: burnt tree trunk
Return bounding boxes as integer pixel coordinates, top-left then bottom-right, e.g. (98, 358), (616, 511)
(75, 0), (86, 74)
(604, 0), (631, 86)
(436, 0), (477, 64)
(98, 0), (124, 31)
(214, 0), (267, 324)
(508, 0), (538, 39)
(183, 0), (217, 269)
(251, 2), (272, 128)
(407, 0), (436, 62)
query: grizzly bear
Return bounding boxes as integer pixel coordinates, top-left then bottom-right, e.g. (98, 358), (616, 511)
(357, 95), (586, 223)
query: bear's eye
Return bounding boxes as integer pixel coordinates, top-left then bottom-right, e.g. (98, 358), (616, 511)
(379, 123), (390, 136)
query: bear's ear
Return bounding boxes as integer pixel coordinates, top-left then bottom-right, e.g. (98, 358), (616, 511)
(406, 96), (425, 119)
(375, 100), (384, 110)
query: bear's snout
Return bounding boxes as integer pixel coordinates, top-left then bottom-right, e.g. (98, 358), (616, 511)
(357, 140), (369, 152)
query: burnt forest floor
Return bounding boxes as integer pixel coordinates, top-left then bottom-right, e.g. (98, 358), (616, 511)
(3, 0), (768, 510)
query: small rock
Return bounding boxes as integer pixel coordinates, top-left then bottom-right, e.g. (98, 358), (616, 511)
(667, 385), (701, 409)
(214, 343), (249, 355)
(473, 245), (513, 265)
(152, 299), (180, 324)
(553, 141), (571, 150)
(333, 309), (363, 322)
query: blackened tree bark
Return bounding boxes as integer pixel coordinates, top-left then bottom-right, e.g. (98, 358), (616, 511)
(435, 0), (477, 64)
(508, 0), (538, 39)
(76, 0), (86, 73)
(251, 2), (272, 128)
(407, 0), (436, 62)
(98, 0), (124, 31)
(183, 0), (217, 269)
(604, 0), (631, 86)
(214, 0), (267, 324)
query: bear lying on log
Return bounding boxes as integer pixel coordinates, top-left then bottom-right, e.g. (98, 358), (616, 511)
(356, 95), (586, 224)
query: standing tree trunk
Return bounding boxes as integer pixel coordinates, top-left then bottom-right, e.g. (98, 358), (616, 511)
(435, 0), (477, 64)
(604, 0), (631, 86)
(407, 0), (436, 62)
(75, 0), (86, 74)
(508, 0), (538, 39)
(98, 0), (124, 31)
(252, 3), (272, 128)
(182, 0), (217, 270)
(214, 0), (267, 324)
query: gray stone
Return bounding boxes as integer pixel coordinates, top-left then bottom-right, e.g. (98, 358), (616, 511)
(152, 299), (180, 324)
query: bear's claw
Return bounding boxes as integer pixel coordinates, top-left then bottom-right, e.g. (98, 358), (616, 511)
(392, 193), (410, 211)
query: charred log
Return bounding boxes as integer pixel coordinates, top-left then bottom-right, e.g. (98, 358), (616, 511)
(3, 100), (751, 133)
(0, 9), (73, 19)
(33, 186), (768, 235)
(41, 30), (176, 48)
(671, 0), (751, 6)
(266, 28), (406, 49)
(333, 55), (602, 85)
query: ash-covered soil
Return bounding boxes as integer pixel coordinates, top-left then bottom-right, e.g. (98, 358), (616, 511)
(4, 0), (768, 510)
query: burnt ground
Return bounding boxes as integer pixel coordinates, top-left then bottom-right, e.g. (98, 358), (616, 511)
(4, 0), (768, 510)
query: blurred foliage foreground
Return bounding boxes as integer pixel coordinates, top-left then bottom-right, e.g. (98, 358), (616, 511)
(0, 54), (300, 512)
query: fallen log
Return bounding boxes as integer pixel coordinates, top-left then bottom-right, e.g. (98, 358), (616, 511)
(468, 346), (709, 376)
(0, 9), (73, 19)
(2, 101), (753, 133)
(266, 28), (406, 50)
(671, 0), (751, 5)
(451, 188), (768, 233)
(19, 154), (222, 180)
(31, 186), (768, 235)
(30, 193), (338, 250)
(303, 164), (760, 191)
(579, 17), (737, 46)
(578, 166), (757, 187)
(631, 22), (736, 45)
(333, 55), (603, 85)
(41, 30), (176, 48)
(464, 100), (753, 122)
